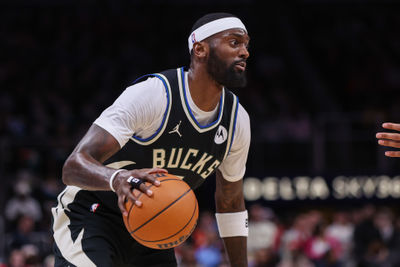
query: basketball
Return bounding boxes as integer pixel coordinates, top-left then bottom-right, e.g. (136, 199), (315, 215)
(123, 173), (199, 249)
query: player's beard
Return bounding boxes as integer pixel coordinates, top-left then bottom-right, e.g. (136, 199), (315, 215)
(207, 47), (247, 88)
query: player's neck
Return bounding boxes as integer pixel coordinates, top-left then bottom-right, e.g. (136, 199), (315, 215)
(187, 67), (222, 112)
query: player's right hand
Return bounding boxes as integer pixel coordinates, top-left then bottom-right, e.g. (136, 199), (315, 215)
(112, 168), (168, 216)
(376, 122), (400, 157)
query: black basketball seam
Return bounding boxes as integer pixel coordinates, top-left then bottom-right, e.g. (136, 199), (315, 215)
(131, 194), (198, 243)
(130, 187), (193, 234)
(126, 178), (180, 231)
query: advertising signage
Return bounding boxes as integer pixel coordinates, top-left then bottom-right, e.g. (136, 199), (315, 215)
(243, 175), (400, 202)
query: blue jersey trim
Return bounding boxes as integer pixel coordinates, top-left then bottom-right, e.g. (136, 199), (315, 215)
(131, 74), (170, 142)
(228, 96), (239, 153)
(180, 67), (223, 129)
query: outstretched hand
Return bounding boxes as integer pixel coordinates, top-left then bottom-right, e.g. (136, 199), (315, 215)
(112, 168), (168, 216)
(376, 123), (400, 157)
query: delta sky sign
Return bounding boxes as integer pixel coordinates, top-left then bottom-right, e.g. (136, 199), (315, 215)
(243, 175), (400, 201)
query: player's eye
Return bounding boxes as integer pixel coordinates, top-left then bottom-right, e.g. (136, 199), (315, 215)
(230, 39), (239, 46)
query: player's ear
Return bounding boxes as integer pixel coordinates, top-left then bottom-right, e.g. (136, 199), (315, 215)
(192, 41), (208, 60)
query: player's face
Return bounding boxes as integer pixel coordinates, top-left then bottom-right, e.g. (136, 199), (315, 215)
(206, 29), (250, 88)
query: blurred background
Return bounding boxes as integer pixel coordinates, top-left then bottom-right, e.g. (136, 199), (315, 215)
(1, 0), (400, 266)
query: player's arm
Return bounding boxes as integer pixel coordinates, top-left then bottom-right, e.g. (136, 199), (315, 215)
(62, 124), (120, 190)
(62, 123), (165, 216)
(215, 169), (248, 267)
(213, 104), (250, 266)
(376, 122), (400, 157)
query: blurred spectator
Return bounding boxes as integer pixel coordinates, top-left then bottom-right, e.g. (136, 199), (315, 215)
(190, 211), (223, 267)
(20, 245), (41, 267)
(303, 222), (342, 267)
(372, 208), (400, 267)
(7, 249), (25, 267)
(352, 204), (382, 266)
(325, 211), (354, 264)
(8, 215), (36, 250)
(277, 250), (314, 267)
(34, 175), (62, 232)
(250, 247), (280, 267)
(4, 174), (42, 224)
(191, 211), (219, 249)
(248, 204), (278, 251)
(388, 218), (400, 266)
(278, 213), (313, 267)
(247, 204), (279, 265)
(42, 254), (55, 267)
(362, 240), (391, 267)
(374, 208), (395, 248)
(5, 215), (52, 264)
(194, 231), (222, 267)
(175, 242), (200, 267)
(3, 245), (41, 267)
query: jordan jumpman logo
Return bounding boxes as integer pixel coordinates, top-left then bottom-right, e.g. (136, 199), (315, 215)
(169, 120), (182, 137)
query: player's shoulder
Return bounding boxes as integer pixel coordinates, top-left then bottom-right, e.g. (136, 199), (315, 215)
(237, 103), (250, 128)
(114, 76), (168, 110)
(125, 76), (165, 94)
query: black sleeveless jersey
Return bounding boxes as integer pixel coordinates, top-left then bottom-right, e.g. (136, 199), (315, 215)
(95, 67), (239, 212)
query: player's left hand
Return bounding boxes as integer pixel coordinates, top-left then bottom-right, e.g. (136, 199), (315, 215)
(113, 168), (168, 216)
(376, 122), (400, 157)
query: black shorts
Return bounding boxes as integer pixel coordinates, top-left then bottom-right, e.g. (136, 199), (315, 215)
(52, 187), (177, 267)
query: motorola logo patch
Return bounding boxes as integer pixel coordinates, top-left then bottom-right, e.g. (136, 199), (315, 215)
(214, 125), (227, 144)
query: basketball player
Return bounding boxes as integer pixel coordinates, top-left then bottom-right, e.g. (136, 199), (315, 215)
(376, 122), (400, 157)
(52, 13), (250, 266)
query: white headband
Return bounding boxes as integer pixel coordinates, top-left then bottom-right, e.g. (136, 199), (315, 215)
(188, 17), (247, 53)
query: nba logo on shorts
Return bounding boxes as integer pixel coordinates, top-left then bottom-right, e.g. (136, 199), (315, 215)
(191, 33), (196, 43)
(90, 203), (100, 213)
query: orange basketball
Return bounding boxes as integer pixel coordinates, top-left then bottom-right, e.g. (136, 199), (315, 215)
(123, 173), (199, 249)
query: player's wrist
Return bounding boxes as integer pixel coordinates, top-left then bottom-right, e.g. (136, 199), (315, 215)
(109, 169), (126, 192)
(215, 210), (248, 238)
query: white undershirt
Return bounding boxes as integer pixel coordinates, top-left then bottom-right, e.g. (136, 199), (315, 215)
(94, 72), (251, 182)
(183, 72), (219, 126)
